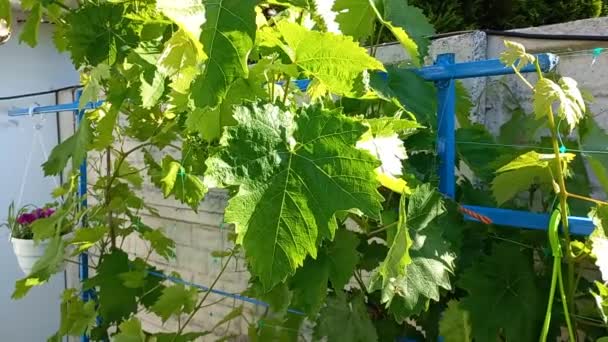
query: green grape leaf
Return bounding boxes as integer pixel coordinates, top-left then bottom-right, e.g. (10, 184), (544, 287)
(498, 108), (545, 145)
(369, 0), (434, 66)
(141, 229), (176, 260)
(68, 226), (108, 254)
(365, 117), (422, 139)
(191, 0), (257, 109)
(151, 284), (199, 322)
(246, 281), (293, 315)
(357, 129), (409, 194)
(381, 0), (434, 64)
(205, 103), (383, 290)
(499, 40), (535, 71)
(276, 21), (385, 98)
(84, 250), (138, 324)
(151, 332), (208, 342)
(56, 289), (97, 337)
(91, 104), (121, 151)
(213, 306), (243, 330)
(0, 0), (10, 30)
(157, 29), (204, 93)
(333, 0), (377, 42)
(492, 151), (576, 205)
(369, 195), (412, 294)
(314, 293), (378, 342)
(592, 281), (608, 323)
(31, 207), (69, 243)
(114, 317), (145, 342)
(13, 236), (66, 299)
(368, 186), (451, 318)
(79, 63), (110, 109)
(159, 155), (207, 210)
(140, 70), (165, 109)
(439, 300), (472, 342)
(19, 4), (42, 47)
(459, 243), (544, 342)
(291, 229), (361, 316)
(591, 206), (608, 281)
(370, 66), (436, 125)
(156, 0), (206, 42)
(43, 115), (92, 176)
(580, 117), (608, 194)
(533, 78), (585, 132)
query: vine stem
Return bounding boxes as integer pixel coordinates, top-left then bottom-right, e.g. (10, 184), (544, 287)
(567, 192), (608, 206)
(171, 252), (235, 341)
(557, 265), (576, 341)
(539, 258), (559, 341)
(367, 221), (397, 236)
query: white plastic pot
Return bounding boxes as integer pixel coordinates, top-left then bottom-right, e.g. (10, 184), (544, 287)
(10, 233), (73, 275)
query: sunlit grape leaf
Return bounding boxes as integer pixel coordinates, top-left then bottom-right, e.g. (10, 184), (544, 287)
(205, 103), (383, 290)
(91, 103), (121, 151)
(159, 155), (207, 210)
(55, 289), (97, 337)
(114, 317), (145, 342)
(276, 21), (384, 98)
(79, 63), (110, 108)
(0, 0), (10, 30)
(191, 0), (258, 109)
(157, 29), (205, 93)
(151, 284), (199, 322)
(314, 293), (378, 342)
(439, 300), (472, 342)
(84, 250), (138, 324)
(19, 4), (41, 47)
(368, 0), (434, 66)
(140, 70), (165, 109)
(68, 226), (108, 254)
(291, 229), (361, 316)
(357, 132), (408, 193)
(492, 151), (576, 205)
(333, 0), (377, 42)
(499, 40), (535, 71)
(368, 195), (412, 294)
(13, 236), (66, 299)
(591, 206), (608, 281)
(592, 281), (608, 323)
(459, 243), (544, 342)
(156, 0), (205, 42)
(533, 78), (585, 132)
(43, 116), (92, 176)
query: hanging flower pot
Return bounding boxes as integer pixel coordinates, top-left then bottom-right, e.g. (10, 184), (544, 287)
(2, 203), (74, 275)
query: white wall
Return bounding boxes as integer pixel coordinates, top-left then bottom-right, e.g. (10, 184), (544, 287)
(0, 20), (79, 341)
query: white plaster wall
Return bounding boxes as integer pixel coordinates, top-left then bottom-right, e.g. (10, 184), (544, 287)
(0, 20), (79, 341)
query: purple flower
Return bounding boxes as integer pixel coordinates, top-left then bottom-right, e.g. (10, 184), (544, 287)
(17, 213), (37, 225)
(16, 207), (55, 226)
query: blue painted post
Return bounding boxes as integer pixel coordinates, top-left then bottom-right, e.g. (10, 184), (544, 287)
(74, 90), (90, 342)
(435, 54), (456, 199)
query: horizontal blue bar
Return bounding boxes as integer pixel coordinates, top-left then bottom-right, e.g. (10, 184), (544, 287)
(414, 53), (557, 81)
(462, 205), (594, 236)
(8, 100), (104, 116)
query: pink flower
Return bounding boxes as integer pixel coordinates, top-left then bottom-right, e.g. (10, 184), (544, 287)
(17, 213), (37, 225)
(16, 207), (55, 226)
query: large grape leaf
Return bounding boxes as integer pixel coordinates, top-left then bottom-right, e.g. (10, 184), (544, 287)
(276, 21), (384, 98)
(459, 243), (544, 342)
(114, 318), (145, 342)
(373, 185), (453, 318)
(55, 289), (97, 338)
(291, 229), (361, 316)
(368, 195), (412, 294)
(333, 0), (377, 42)
(369, 0), (434, 66)
(314, 293), (378, 342)
(150, 284), (199, 322)
(492, 151), (576, 205)
(534, 78), (585, 132)
(156, 0), (205, 42)
(590, 205), (608, 281)
(43, 116), (93, 176)
(205, 103), (383, 289)
(13, 236), (67, 299)
(191, 0), (258, 109)
(84, 250), (138, 324)
(580, 117), (608, 195)
(439, 300), (472, 342)
(157, 29), (205, 93)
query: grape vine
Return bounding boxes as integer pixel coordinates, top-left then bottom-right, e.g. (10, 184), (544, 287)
(2, 0), (608, 341)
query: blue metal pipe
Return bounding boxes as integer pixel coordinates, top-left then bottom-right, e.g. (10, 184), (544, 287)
(436, 54), (457, 199)
(461, 205), (594, 236)
(7, 100), (104, 116)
